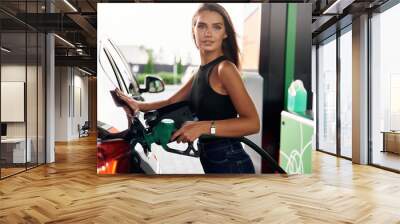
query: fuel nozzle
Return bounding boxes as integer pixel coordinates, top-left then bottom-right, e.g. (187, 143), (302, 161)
(143, 119), (199, 157)
(144, 119), (175, 146)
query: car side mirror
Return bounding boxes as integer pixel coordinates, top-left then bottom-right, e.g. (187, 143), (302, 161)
(140, 75), (165, 93)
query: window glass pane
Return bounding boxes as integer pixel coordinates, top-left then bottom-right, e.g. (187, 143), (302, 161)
(99, 48), (120, 89)
(38, 32), (45, 165)
(27, 31), (38, 168)
(371, 3), (400, 171)
(318, 36), (337, 154)
(340, 29), (352, 158)
(107, 42), (139, 95)
(1, 31), (27, 177)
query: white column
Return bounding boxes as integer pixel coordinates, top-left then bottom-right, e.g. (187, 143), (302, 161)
(352, 14), (369, 164)
(45, 1), (55, 163)
(46, 33), (55, 163)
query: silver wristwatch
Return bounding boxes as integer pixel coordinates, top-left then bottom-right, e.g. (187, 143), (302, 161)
(210, 120), (216, 135)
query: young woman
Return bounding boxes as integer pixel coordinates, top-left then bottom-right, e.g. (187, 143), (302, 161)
(115, 3), (260, 173)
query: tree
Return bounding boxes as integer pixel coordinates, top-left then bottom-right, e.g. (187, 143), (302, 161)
(176, 57), (184, 75)
(144, 49), (155, 74)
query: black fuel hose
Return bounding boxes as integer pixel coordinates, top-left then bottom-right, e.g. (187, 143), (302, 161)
(200, 135), (286, 174)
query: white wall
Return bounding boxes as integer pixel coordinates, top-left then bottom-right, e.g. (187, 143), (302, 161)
(1, 82), (24, 122)
(72, 72), (89, 138)
(55, 67), (89, 141)
(1, 63), (46, 163)
(1, 66), (25, 140)
(1, 65), (31, 138)
(55, 66), (68, 141)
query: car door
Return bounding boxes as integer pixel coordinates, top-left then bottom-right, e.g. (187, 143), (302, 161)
(98, 38), (203, 174)
(98, 38), (142, 131)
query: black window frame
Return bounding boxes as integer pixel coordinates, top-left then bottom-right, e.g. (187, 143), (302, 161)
(367, 0), (400, 173)
(315, 21), (353, 161)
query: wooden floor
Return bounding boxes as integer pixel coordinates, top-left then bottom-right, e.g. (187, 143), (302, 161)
(1, 167), (26, 178)
(1, 163), (43, 178)
(372, 151), (400, 171)
(1, 136), (400, 223)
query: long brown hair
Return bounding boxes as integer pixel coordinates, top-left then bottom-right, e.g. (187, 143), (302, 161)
(192, 3), (240, 68)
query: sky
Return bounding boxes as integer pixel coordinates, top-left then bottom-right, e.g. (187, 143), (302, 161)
(98, 3), (258, 65)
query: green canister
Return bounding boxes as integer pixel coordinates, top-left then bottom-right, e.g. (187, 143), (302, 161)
(287, 80), (307, 114)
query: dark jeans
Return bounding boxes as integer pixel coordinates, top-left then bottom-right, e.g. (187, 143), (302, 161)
(198, 138), (255, 174)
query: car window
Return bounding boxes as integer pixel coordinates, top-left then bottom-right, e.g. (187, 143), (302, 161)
(107, 40), (141, 96)
(99, 47), (121, 90)
(103, 48), (125, 92)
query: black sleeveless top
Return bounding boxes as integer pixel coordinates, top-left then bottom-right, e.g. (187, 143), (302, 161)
(188, 55), (238, 121)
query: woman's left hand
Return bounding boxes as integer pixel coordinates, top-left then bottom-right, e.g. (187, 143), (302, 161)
(170, 121), (208, 143)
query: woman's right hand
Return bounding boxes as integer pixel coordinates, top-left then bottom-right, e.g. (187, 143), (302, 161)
(115, 88), (141, 115)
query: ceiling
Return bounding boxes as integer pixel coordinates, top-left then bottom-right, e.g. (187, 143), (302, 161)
(0, 0), (394, 74)
(310, 0), (389, 42)
(0, 0), (99, 73)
